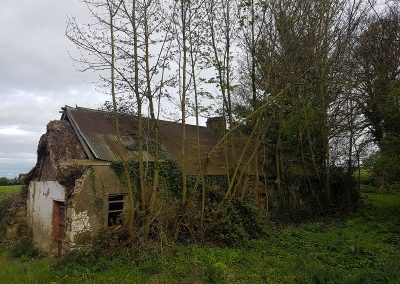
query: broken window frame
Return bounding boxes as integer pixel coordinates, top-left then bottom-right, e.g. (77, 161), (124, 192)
(107, 194), (126, 227)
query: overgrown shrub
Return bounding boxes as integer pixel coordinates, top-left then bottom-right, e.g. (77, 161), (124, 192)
(364, 134), (400, 187)
(51, 249), (102, 280)
(90, 228), (130, 256)
(10, 238), (39, 259)
(0, 196), (13, 237)
(206, 200), (272, 246)
(0, 192), (23, 241)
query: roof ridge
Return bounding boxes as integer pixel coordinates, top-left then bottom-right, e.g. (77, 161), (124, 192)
(63, 105), (210, 129)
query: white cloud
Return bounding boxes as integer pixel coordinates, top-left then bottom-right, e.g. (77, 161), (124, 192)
(0, 127), (33, 136)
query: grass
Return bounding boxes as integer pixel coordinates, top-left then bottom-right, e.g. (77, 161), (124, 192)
(1, 192), (399, 283)
(0, 185), (22, 200)
(0, 251), (52, 284)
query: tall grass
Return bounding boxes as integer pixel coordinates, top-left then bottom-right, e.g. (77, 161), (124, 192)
(0, 250), (52, 283)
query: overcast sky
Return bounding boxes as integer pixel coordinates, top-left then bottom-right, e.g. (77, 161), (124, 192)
(0, 0), (108, 178)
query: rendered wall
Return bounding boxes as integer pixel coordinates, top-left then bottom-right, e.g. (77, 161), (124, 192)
(27, 181), (65, 254)
(64, 165), (128, 250)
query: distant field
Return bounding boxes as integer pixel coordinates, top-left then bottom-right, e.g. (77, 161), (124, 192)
(0, 185), (21, 200)
(0, 191), (399, 283)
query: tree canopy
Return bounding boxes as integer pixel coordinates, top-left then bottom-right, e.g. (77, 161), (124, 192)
(67, 0), (400, 242)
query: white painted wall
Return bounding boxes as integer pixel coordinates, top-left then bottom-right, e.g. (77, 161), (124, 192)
(27, 181), (65, 253)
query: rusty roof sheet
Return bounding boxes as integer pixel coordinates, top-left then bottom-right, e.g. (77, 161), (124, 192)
(64, 106), (258, 176)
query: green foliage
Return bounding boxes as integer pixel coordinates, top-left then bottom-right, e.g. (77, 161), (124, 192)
(363, 131), (400, 188)
(0, 193), (399, 283)
(87, 167), (105, 219)
(0, 186), (22, 239)
(0, 177), (18, 186)
(357, 168), (373, 185)
(356, 13), (400, 142)
(0, 250), (52, 283)
(9, 238), (39, 259)
(52, 192), (400, 283)
(373, 134), (400, 185)
(0, 177), (9, 186)
(51, 249), (107, 279)
(374, 86), (400, 185)
(207, 200), (272, 246)
(111, 160), (184, 196)
(208, 205), (248, 246)
(383, 85), (400, 133)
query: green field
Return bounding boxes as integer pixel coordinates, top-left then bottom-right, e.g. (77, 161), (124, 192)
(0, 185), (22, 200)
(1, 192), (399, 283)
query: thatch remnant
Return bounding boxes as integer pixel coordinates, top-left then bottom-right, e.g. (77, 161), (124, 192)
(25, 120), (88, 194)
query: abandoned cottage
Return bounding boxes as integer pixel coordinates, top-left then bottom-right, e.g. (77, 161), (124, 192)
(25, 106), (258, 255)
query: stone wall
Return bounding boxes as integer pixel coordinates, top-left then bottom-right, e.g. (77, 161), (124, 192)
(64, 165), (128, 251)
(26, 165), (129, 255)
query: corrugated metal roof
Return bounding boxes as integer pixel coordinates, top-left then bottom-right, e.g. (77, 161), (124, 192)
(63, 106), (258, 176)
(65, 107), (157, 162)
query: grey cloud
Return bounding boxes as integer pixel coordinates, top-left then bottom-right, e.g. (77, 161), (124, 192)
(0, 0), (108, 177)
(0, 88), (107, 131)
(0, 0), (96, 93)
(0, 87), (108, 177)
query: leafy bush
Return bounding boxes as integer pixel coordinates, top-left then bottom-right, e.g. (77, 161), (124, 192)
(204, 260), (226, 283)
(365, 133), (400, 187)
(357, 168), (374, 185)
(0, 177), (9, 186)
(360, 184), (379, 194)
(0, 188), (25, 242)
(10, 238), (39, 259)
(206, 200), (272, 246)
(0, 196), (13, 237)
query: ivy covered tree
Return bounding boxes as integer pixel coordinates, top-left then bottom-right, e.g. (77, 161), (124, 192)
(356, 9), (400, 143)
(355, 7), (400, 186)
(232, 0), (370, 214)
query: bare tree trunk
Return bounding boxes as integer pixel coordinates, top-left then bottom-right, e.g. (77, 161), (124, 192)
(180, 0), (188, 207)
(275, 110), (283, 197)
(143, 0), (159, 213)
(188, 25), (206, 228)
(108, 0), (135, 235)
(129, 0), (146, 211)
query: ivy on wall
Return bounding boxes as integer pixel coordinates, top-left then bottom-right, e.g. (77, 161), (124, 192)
(88, 167), (105, 222)
(110, 160), (229, 199)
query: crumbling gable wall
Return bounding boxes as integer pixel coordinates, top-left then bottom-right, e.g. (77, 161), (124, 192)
(27, 120), (88, 186)
(26, 120), (88, 254)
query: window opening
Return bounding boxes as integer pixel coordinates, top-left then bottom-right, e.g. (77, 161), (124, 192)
(108, 194), (125, 227)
